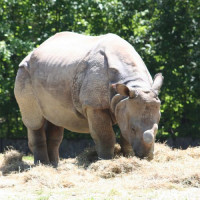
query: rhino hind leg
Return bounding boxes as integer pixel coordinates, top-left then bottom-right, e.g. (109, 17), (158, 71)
(28, 125), (50, 165)
(14, 67), (49, 164)
(14, 67), (44, 130)
(87, 108), (116, 159)
(45, 121), (64, 167)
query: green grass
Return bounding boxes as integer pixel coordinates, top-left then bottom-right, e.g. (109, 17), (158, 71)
(34, 189), (52, 200)
(23, 155), (33, 162)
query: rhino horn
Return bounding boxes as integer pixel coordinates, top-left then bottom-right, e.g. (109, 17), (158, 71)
(143, 130), (154, 144)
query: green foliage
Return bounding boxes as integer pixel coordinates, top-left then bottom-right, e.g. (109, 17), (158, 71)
(0, 0), (199, 139)
(148, 0), (200, 139)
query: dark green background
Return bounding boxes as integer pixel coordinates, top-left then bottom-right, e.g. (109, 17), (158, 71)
(0, 0), (199, 140)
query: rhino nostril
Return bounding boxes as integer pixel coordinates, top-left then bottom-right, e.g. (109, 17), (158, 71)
(143, 131), (154, 144)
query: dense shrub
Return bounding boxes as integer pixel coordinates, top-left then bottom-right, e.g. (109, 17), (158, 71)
(0, 0), (199, 139)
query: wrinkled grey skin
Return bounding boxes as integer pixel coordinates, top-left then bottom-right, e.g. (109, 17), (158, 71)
(14, 32), (163, 166)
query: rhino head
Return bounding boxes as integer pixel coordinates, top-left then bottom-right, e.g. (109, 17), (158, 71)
(111, 73), (163, 159)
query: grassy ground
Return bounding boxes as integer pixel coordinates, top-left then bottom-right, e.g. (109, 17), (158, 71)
(0, 143), (200, 200)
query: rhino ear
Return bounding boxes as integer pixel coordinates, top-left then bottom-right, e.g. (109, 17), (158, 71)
(152, 73), (164, 94)
(112, 84), (136, 98)
(112, 84), (129, 96)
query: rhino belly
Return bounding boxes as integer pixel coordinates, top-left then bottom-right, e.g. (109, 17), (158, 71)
(33, 84), (89, 133)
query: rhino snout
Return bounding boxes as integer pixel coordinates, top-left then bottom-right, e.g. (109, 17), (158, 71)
(143, 130), (154, 144)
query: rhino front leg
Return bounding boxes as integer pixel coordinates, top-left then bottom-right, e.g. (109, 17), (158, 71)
(87, 108), (116, 159)
(28, 124), (50, 165)
(120, 134), (135, 157)
(46, 121), (64, 167)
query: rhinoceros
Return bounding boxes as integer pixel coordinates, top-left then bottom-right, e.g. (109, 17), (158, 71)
(14, 32), (163, 166)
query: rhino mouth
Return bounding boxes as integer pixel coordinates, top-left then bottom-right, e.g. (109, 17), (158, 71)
(134, 151), (154, 160)
(133, 145), (154, 160)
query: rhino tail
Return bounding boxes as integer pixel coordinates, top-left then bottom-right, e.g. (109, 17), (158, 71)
(19, 51), (33, 71)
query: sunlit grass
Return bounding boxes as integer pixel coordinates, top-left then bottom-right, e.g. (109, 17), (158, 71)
(23, 155), (33, 162)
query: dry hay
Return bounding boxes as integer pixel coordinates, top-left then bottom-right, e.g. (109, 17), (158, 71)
(76, 143), (122, 168)
(74, 143), (200, 187)
(76, 144), (142, 178)
(88, 157), (142, 178)
(0, 142), (200, 197)
(22, 164), (75, 189)
(0, 148), (31, 175)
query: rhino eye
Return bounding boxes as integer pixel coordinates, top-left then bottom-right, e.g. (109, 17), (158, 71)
(144, 91), (150, 94)
(132, 127), (136, 134)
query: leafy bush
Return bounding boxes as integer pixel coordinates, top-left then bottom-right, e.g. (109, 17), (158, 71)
(0, 0), (199, 139)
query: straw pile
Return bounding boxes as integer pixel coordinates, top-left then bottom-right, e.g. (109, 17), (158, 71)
(0, 142), (200, 199)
